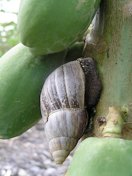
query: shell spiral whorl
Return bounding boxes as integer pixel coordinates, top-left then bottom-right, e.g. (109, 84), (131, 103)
(45, 109), (88, 164)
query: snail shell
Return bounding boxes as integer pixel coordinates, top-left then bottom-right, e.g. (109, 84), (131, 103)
(40, 58), (101, 164)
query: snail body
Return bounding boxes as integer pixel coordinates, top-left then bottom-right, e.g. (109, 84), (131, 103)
(40, 58), (101, 164)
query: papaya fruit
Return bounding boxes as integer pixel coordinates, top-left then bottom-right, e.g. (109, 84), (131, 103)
(17, 0), (100, 56)
(0, 43), (68, 138)
(0, 42), (84, 139)
(66, 137), (132, 176)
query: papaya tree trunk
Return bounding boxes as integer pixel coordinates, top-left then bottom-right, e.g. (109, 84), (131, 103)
(85, 0), (132, 138)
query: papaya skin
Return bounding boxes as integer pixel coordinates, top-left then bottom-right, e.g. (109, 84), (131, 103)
(0, 42), (84, 139)
(66, 137), (132, 176)
(18, 0), (100, 56)
(0, 44), (68, 138)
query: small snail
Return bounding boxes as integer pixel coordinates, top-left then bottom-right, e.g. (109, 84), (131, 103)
(40, 58), (101, 164)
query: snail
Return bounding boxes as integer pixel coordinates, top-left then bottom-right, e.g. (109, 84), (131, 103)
(40, 58), (101, 164)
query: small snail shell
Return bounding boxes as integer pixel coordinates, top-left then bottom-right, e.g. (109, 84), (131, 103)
(40, 58), (101, 164)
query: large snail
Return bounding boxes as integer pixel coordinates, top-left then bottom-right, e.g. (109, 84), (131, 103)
(40, 58), (101, 164)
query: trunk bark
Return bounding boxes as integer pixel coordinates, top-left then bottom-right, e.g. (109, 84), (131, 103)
(85, 0), (132, 138)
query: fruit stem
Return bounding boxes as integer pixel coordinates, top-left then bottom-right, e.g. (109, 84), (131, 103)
(102, 106), (128, 138)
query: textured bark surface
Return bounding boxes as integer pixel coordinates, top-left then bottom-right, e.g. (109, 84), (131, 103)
(85, 0), (132, 138)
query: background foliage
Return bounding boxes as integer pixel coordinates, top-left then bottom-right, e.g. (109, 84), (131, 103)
(0, 0), (20, 56)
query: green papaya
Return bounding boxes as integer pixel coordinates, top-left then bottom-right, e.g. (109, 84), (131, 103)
(66, 137), (132, 176)
(0, 43), (68, 139)
(0, 42), (84, 139)
(18, 0), (100, 56)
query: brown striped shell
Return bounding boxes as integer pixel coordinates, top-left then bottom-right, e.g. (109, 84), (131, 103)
(40, 58), (101, 164)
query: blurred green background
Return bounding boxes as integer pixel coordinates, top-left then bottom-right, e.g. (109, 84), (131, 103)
(0, 0), (20, 56)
